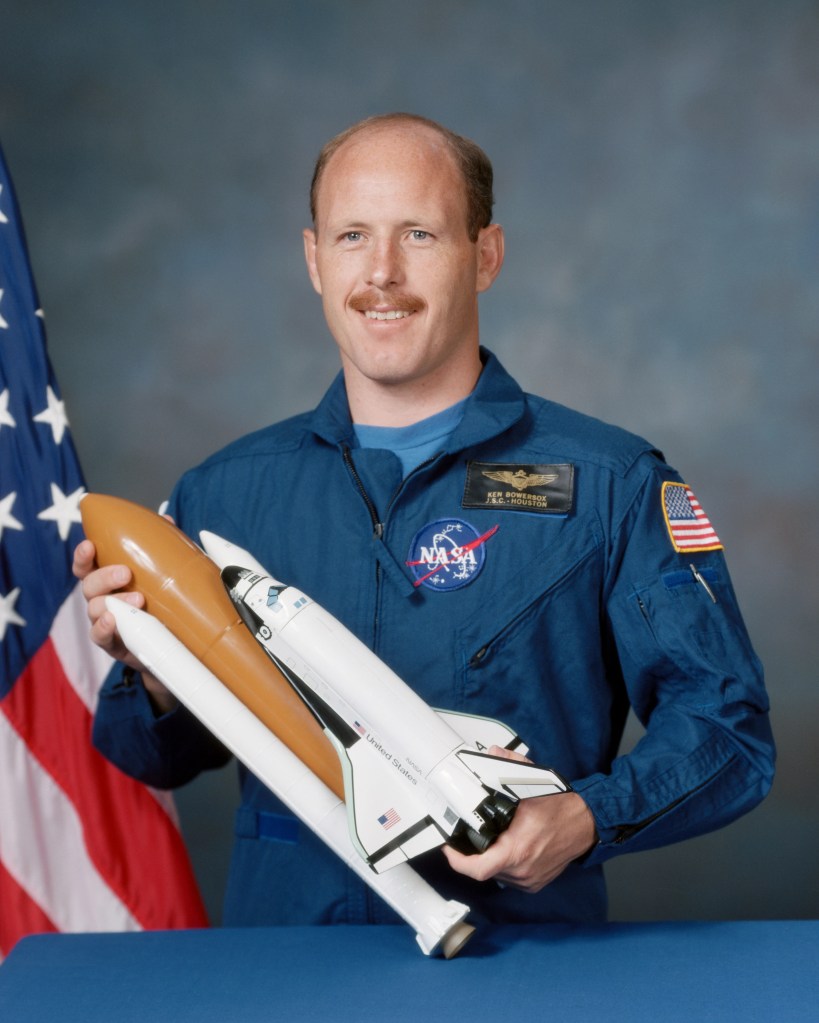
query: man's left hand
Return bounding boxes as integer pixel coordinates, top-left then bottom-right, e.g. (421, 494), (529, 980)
(442, 747), (597, 893)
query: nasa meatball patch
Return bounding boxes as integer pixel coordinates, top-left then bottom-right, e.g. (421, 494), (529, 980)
(463, 462), (574, 515)
(405, 518), (498, 591)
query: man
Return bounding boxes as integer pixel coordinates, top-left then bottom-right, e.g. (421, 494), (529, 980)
(75, 113), (774, 927)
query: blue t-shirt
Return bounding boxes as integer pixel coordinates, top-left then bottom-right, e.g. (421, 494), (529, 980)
(353, 398), (468, 476)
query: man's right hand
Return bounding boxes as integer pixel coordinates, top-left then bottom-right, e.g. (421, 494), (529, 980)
(73, 539), (177, 713)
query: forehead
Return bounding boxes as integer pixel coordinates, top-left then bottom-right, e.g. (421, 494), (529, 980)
(315, 125), (469, 228)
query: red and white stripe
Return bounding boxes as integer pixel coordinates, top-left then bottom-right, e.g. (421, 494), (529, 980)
(0, 586), (207, 958)
(667, 489), (722, 551)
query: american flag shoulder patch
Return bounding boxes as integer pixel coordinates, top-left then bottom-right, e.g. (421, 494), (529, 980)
(662, 482), (724, 553)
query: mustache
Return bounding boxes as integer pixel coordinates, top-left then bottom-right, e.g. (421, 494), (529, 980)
(348, 290), (423, 313)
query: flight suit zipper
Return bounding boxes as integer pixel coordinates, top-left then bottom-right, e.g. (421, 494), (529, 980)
(340, 447), (442, 646)
(341, 444), (442, 542)
(342, 446), (383, 539)
(342, 446), (383, 646)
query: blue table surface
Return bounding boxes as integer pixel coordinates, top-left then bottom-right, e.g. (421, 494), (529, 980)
(1, 921), (817, 1022)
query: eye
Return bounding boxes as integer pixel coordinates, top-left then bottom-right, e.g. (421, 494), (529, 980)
(411, 230), (429, 241)
(343, 231), (363, 242)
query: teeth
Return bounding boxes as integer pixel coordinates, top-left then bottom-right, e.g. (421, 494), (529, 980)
(364, 310), (411, 320)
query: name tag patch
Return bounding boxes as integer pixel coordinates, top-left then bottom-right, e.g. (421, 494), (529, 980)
(463, 462), (574, 515)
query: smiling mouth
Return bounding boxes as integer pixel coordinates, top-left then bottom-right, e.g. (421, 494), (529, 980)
(350, 291), (421, 321)
(363, 309), (413, 321)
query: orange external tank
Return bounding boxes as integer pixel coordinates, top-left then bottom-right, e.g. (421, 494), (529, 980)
(81, 493), (343, 798)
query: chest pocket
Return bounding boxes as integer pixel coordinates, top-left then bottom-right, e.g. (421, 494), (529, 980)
(454, 514), (605, 722)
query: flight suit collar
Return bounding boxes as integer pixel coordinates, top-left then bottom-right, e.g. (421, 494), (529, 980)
(307, 348), (527, 453)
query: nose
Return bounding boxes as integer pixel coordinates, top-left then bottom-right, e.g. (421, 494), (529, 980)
(367, 237), (403, 290)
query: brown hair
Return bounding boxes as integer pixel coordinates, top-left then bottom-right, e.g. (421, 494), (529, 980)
(309, 113), (495, 242)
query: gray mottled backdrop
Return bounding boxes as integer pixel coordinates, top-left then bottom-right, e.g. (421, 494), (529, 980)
(2, 0), (816, 923)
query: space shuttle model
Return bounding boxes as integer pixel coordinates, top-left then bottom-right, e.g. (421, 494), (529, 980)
(201, 531), (569, 870)
(82, 494), (569, 957)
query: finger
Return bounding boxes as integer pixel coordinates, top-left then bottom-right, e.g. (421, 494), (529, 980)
(442, 840), (507, 884)
(488, 744), (532, 764)
(443, 843), (543, 893)
(87, 587), (144, 622)
(72, 539), (97, 580)
(88, 600), (147, 667)
(89, 606), (124, 655)
(80, 563), (133, 601)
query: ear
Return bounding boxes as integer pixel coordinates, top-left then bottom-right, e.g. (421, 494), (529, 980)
(303, 228), (322, 295)
(475, 223), (504, 293)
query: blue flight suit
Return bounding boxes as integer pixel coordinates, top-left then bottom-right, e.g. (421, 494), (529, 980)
(93, 350), (774, 927)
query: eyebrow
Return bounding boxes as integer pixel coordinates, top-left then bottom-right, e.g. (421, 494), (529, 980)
(328, 218), (440, 235)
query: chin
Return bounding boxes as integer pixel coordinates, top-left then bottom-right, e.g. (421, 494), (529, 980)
(348, 350), (423, 384)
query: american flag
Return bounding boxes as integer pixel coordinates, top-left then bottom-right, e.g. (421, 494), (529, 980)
(378, 808), (401, 830)
(0, 144), (207, 958)
(662, 482), (723, 553)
